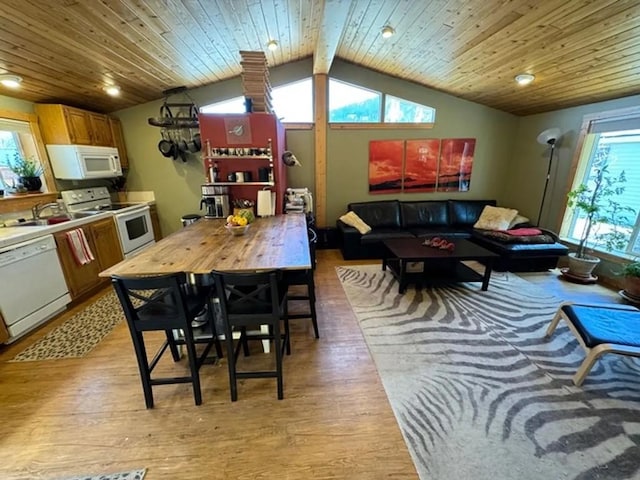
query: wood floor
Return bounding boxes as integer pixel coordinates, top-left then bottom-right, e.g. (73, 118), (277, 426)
(0, 250), (623, 480)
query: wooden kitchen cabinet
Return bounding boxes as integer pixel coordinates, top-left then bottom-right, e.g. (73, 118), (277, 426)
(54, 228), (102, 299)
(149, 204), (162, 241)
(0, 312), (9, 344)
(89, 112), (113, 146)
(62, 106), (93, 144)
(90, 217), (124, 271)
(108, 116), (129, 169)
(54, 217), (123, 300)
(35, 104), (115, 147)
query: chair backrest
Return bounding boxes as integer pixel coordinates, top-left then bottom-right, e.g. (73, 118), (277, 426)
(308, 227), (317, 270)
(211, 270), (283, 326)
(112, 273), (192, 332)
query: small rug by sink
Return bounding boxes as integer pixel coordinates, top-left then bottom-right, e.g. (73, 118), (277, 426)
(56, 468), (146, 480)
(10, 291), (123, 362)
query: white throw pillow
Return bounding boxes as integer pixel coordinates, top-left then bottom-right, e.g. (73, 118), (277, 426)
(508, 214), (530, 229)
(340, 211), (372, 235)
(473, 206), (519, 231)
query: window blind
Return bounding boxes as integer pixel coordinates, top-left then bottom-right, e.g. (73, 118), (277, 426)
(588, 116), (640, 134)
(0, 118), (31, 134)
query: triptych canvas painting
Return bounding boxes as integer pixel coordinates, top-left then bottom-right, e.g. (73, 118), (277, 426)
(369, 138), (476, 193)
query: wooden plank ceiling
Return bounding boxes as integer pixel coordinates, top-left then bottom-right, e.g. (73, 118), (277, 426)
(0, 0), (639, 116)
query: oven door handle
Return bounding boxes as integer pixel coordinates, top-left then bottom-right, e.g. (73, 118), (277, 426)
(114, 205), (150, 219)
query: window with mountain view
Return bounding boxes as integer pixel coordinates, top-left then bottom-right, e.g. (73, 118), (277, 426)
(329, 79), (435, 124)
(329, 79), (381, 122)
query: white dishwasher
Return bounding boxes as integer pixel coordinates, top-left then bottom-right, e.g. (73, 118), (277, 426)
(0, 234), (71, 342)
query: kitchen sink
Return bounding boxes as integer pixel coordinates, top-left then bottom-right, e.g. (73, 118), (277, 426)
(11, 216), (73, 227)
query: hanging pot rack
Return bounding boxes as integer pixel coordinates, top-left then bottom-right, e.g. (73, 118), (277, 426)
(148, 86), (199, 128)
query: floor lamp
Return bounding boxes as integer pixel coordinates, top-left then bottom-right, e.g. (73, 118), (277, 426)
(536, 127), (562, 226)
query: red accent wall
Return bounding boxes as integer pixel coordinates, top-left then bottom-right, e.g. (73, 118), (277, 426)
(199, 113), (287, 214)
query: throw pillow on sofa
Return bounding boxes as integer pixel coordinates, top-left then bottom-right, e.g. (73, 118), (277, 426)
(508, 214), (530, 229)
(473, 206), (518, 231)
(340, 211), (372, 235)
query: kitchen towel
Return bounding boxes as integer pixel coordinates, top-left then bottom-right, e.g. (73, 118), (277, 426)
(65, 228), (95, 266)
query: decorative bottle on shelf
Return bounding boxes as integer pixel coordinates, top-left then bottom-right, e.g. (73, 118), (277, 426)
(209, 162), (219, 183)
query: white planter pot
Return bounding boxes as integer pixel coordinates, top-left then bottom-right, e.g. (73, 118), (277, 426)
(567, 252), (600, 278)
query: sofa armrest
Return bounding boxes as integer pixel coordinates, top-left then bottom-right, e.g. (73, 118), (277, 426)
(337, 220), (363, 259)
(539, 228), (561, 242)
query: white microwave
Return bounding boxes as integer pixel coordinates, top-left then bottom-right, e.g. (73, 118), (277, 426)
(46, 145), (122, 179)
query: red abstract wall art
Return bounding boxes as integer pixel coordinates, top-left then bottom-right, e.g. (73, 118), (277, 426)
(368, 140), (404, 193)
(368, 138), (476, 194)
(437, 138), (475, 192)
(404, 139), (440, 192)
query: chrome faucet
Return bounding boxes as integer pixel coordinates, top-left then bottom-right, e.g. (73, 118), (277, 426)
(32, 202), (59, 220)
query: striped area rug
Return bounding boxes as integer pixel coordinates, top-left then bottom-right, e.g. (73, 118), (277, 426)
(337, 264), (640, 480)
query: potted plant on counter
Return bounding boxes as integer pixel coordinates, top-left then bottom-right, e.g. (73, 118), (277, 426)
(564, 147), (636, 280)
(8, 153), (44, 193)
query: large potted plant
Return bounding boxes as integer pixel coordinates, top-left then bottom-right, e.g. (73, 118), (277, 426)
(565, 147), (636, 279)
(620, 261), (640, 300)
(8, 153), (44, 193)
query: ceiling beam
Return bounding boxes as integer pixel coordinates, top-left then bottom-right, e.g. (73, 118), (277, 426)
(313, 0), (353, 74)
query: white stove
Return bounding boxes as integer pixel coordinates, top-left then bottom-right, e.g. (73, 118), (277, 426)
(61, 187), (135, 213)
(61, 187), (155, 257)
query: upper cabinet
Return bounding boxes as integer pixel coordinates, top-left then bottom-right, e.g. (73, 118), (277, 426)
(34, 104), (120, 150)
(108, 116), (129, 169)
(88, 112), (113, 146)
(35, 104), (129, 169)
(61, 106), (93, 144)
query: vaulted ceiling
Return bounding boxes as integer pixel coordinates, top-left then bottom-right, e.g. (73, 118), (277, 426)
(1, 0), (639, 116)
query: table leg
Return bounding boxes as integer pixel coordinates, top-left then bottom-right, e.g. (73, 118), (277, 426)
(399, 260), (407, 294)
(482, 259), (493, 291)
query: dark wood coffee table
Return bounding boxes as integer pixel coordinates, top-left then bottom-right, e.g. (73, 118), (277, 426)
(382, 238), (499, 293)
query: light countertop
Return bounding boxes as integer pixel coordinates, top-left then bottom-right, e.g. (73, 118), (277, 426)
(0, 192), (156, 249)
(0, 212), (114, 249)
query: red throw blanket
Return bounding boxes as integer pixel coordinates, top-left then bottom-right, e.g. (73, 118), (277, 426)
(501, 227), (542, 236)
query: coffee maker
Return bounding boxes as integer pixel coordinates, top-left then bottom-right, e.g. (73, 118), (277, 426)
(200, 195), (230, 219)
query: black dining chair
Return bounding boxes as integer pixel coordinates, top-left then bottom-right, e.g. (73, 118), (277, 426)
(210, 269), (289, 401)
(282, 227), (319, 354)
(112, 273), (223, 408)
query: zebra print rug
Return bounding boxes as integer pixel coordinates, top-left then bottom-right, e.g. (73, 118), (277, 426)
(337, 264), (640, 480)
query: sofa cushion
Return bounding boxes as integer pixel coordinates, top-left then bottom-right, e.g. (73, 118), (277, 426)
(448, 200), (496, 226)
(339, 211), (372, 234)
(473, 205), (518, 230)
(360, 228), (414, 244)
(401, 201), (449, 228)
(349, 201), (401, 229)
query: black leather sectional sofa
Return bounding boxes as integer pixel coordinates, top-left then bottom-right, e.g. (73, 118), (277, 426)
(336, 199), (568, 272)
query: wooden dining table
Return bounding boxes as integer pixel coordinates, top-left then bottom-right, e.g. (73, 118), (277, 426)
(99, 214), (311, 278)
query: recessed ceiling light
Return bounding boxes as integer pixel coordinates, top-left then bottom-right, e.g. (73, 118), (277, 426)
(0, 74), (23, 88)
(104, 85), (121, 96)
(381, 25), (395, 38)
(267, 40), (278, 51)
(515, 73), (535, 85)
